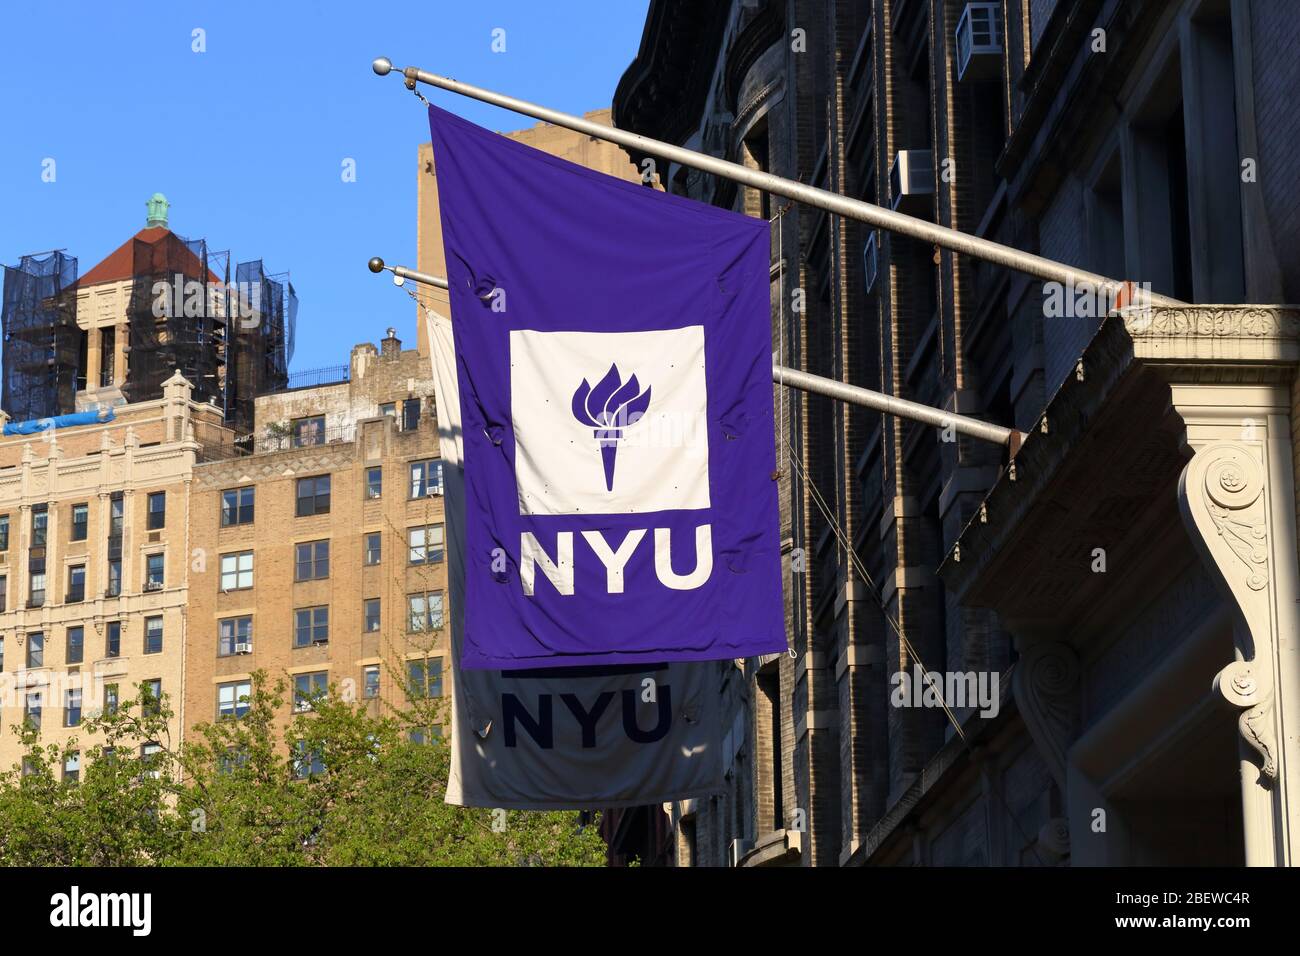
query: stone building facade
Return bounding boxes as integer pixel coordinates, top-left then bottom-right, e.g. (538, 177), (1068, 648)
(0, 374), (234, 775)
(185, 332), (448, 739)
(613, 0), (1300, 865)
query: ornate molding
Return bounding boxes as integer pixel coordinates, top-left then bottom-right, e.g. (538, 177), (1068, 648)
(1179, 441), (1279, 780)
(1011, 641), (1080, 790)
(1125, 306), (1300, 339)
(1213, 660), (1276, 781)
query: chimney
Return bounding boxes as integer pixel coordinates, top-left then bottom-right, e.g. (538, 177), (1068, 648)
(381, 327), (401, 359)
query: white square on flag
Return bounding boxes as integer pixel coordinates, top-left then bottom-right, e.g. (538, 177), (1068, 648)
(509, 326), (711, 515)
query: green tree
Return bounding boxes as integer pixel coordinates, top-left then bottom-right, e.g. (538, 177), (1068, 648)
(0, 673), (606, 868)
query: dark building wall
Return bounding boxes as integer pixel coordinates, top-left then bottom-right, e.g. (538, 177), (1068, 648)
(613, 0), (1299, 866)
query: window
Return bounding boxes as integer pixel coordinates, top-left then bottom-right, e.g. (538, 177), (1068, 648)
(409, 726), (442, 745)
(292, 416), (325, 447)
(144, 617), (163, 655)
(294, 606), (330, 647)
(217, 680), (252, 719)
(66, 626), (84, 664)
(26, 631), (43, 669)
(142, 679), (162, 717)
(410, 459), (443, 498)
(402, 398), (421, 432)
(363, 665), (380, 699)
(109, 493), (124, 536)
(100, 327), (115, 387)
(105, 621), (121, 658)
(66, 565), (86, 603)
(64, 751), (80, 783)
(219, 617), (251, 657)
(28, 559), (46, 608)
(408, 525), (444, 565)
(31, 505), (48, 547)
(219, 748), (248, 774)
(408, 592), (445, 633)
(104, 684), (119, 716)
(70, 503), (88, 541)
(0, 574), (8, 613)
(296, 475), (331, 516)
(293, 672), (328, 711)
(147, 491), (166, 530)
(24, 690), (41, 728)
(0, 635), (4, 670)
(145, 553), (165, 588)
(107, 559), (121, 597)
(379, 402), (396, 420)
(0, 513), (9, 550)
(366, 466), (382, 499)
(141, 742), (162, 778)
(407, 658), (443, 699)
(221, 486), (255, 526)
(294, 540), (330, 581)
(221, 552), (253, 591)
(65, 686), (82, 727)
(364, 598), (381, 633)
(293, 741), (325, 778)
(364, 532), (381, 565)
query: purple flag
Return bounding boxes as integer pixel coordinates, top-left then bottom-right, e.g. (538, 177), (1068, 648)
(428, 104), (785, 669)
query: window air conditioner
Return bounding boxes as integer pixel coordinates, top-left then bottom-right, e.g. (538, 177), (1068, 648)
(955, 3), (1003, 83)
(889, 150), (934, 211)
(234, 642), (253, 655)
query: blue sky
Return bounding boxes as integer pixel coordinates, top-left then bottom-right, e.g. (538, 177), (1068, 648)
(0, 0), (649, 373)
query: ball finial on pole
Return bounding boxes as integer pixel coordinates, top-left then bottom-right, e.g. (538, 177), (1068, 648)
(372, 57), (393, 76)
(367, 257), (385, 274)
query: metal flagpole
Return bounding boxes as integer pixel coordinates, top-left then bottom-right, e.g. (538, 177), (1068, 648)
(372, 58), (1182, 310)
(368, 258), (1019, 450)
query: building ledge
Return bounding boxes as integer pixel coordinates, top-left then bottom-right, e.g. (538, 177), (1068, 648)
(737, 828), (801, 867)
(939, 306), (1300, 629)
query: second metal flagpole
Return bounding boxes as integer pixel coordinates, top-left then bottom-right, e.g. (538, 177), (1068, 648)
(372, 58), (1181, 310)
(368, 258), (1018, 450)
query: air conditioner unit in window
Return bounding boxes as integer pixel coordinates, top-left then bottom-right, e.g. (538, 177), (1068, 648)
(234, 642), (253, 655)
(955, 3), (1003, 82)
(728, 838), (753, 868)
(863, 230), (879, 292)
(144, 581), (163, 592)
(889, 149), (934, 212)
(312, 637), (329, 646)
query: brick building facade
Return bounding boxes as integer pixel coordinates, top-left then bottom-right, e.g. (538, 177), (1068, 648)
(613, 0), (1300, 866)
(186, 331), (448, 740)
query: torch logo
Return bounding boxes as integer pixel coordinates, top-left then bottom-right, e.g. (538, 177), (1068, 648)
(571, 364), (652, 491)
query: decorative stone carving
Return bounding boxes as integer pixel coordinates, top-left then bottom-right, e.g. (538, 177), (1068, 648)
(1124, 306), (1300, 339)
(1012, 641), (1080, 790)
(1213, 660), (1276, 781)
(1179, 440), (1278, 781)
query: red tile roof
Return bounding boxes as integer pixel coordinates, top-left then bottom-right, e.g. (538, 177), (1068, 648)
(76, 226), (222, 288)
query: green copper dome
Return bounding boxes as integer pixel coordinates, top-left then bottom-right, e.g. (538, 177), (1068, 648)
(145, 193), (170, 228)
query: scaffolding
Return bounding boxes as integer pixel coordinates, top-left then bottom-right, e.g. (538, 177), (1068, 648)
(1, 251), (81, 422)
(124, 233), (229, 410)
(3, 227), (296, 436)
(227, 260), (295, 434)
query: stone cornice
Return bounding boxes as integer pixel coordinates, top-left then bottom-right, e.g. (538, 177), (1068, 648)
(940, 306), (1300, 601)
(611, 0), (732, 162)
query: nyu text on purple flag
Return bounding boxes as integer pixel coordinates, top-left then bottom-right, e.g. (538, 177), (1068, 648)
(427, 104), (786, 670)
